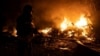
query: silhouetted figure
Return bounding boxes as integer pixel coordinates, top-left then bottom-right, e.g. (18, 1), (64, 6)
(16, 5), (34, 56)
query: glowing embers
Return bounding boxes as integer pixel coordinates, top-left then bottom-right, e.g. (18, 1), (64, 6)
(12, 28), (18, 37)
(2, 27), (18, 37)
(38, 28), (52, 35)
(39, 14), (95, 50)
(59, 14), (95, 44)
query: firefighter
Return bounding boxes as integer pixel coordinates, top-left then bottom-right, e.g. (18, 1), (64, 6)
(16, 5), (34, 56)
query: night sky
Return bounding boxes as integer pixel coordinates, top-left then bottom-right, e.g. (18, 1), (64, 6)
(0, 0), (100, 29)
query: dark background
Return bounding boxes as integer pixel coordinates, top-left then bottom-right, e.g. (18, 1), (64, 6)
(0, 0), (100, 35)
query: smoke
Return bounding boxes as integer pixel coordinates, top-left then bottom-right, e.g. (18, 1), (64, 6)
(31, 0), (95, 29)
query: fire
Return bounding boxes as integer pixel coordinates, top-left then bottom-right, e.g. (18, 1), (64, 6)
(58, 14), (94, 44)
(75, 14), (88, 28)
(60, 17), (71, 31)
(12, 28), (18, 37)
(42, 14), (95, 50)
(38, 28), (52, 34)
(60, 17), (67, 31)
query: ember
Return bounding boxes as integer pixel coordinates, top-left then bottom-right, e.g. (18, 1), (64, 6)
(41, 14), (95, 50)
(60, 14), (95, 44)
(38, 28), (52, 34)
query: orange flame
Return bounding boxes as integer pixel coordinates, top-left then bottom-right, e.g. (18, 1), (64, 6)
(59, 14), (93, 38)
(60, 17), (73, 31)
(38, 28), (52, 34)
(75, 14), (88, 28)
(60, 17), (68, 31)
